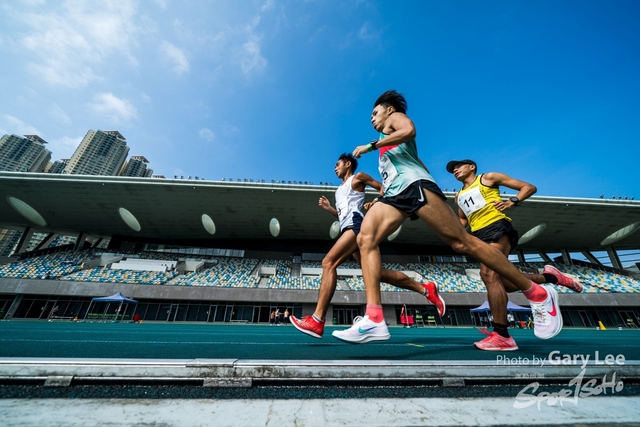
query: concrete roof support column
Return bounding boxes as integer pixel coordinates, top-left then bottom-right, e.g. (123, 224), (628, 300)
(606, 247), (623, 270)
(539, 253), (552, 263)
(34, 233), (56, 251)
(3, 295), (23, 320)
(16, 227), (34, 254)
(581, 251), (603, 266)
(74, 231), (86, 252)
(560, 249), (572, 265)
(93, 238), (103, 248)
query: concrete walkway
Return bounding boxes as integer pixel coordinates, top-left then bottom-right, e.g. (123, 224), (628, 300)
(2, 396), (640, 426)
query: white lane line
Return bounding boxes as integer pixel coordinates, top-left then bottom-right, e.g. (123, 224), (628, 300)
(0, 338), (466, 347)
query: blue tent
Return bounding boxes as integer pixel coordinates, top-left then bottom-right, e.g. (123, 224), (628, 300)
(470, 301), (531, 312)
(506, 301), (532, 312)
(91, 292), (138, 304)
(470, 301), (490, 312)
(84, 293), (138, 322)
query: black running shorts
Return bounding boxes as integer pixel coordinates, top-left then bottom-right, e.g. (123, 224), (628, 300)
(377, 179), (447, 220)
(472, 219), (519, 253)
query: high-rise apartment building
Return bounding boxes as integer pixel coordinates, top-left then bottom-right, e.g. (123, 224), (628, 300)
(119, 155), (153, 177)
(47, 158), (69, 174)
(0, 134), (51, 257)
(64, 130), (129, 176)
(0, 134), (52, 172)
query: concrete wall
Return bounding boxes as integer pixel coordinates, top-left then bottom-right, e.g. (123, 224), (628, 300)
(184, 260), (204, 272)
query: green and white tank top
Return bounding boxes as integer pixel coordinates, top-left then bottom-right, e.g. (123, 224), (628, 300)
(377, 133), (436, 197)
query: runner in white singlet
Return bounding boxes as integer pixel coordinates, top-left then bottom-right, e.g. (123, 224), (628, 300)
(290, 153), (445, 340)
(335, 175), (365, 234)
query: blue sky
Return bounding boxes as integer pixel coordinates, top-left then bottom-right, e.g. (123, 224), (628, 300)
(1, 0), (639, 199)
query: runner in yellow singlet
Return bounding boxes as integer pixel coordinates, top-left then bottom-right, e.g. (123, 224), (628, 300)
(449, 160), (583, 351)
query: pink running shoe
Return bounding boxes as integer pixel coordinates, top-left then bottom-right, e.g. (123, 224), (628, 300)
(423, 282), (446, 317)
(543, 265), (583, 293)
(477, 326), (491, 336)
(290, 315), (325, 339)
(474, 331), (519, 351)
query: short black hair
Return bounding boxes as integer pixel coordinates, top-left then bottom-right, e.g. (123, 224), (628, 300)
(374, 90), (407, 114)
(338, 153), (358, 172)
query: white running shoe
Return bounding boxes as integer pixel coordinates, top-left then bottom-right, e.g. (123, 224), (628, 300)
(332, 315), (390, 344)
(529, 285), (563, 339)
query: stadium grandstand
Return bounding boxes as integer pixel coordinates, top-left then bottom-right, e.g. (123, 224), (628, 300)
(0, 171), (639, 328)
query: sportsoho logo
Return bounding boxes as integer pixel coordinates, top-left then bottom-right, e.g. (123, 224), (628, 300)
(507, 351), (625, 410)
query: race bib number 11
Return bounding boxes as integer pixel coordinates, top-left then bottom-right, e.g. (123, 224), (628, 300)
(457, 186), (486, 216)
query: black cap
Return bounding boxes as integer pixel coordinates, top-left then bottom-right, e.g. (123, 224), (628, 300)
(446, 159), (476, 174)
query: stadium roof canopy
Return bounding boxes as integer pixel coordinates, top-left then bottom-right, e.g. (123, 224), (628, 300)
(1, 172), (639, 254)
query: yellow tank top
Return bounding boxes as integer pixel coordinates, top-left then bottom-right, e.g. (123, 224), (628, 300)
(456, 174), (511, 232)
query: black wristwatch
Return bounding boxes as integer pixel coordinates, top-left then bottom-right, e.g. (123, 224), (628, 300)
(370, 140), (378, 150)
(509, 197), (520, 206)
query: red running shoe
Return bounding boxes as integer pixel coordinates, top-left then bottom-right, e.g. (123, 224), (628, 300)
(543, 265), (583, 293)
(474, 331), (519, 351)
(290, 315), (325, 339)
(423, 282), (446, 317)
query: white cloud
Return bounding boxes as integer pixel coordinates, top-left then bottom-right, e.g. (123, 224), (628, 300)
(50, 104), (71, 125)
(239, 35), (267, 76)
(48, 135), (82, 159)
(357, 22), (378, 41)
(340, 22), (381, 49)
(11, 0), (142, 87)
(222, 124), (240, 137)
(88, 93), (138, 124)
(199, 128), (215, 142)
(160, 41), (190, 75)
(260, 0), (274, 12)
(0, 115), (41, 136)
(141, 93), (152, 103)
(154, 0), (168, 9)
(236, 14), (268, 78)
(18, 0), (46, 5)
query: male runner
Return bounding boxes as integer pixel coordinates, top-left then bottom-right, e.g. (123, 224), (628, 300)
(332, 90), (562, 344)
(448, 159), (583, 351)
(290, 153), (445, 339)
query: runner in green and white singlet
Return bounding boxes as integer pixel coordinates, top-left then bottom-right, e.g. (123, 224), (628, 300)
(377, 132), (435, 196)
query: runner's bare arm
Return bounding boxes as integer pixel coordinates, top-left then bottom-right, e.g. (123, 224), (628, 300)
(455, 195), (469, 228)
(482, 172), (537, 211)
(354, 172), (384, 210)
(353, 113), (416, 157)
(319, 195), (338, 218)
(352, 172), (383, 194)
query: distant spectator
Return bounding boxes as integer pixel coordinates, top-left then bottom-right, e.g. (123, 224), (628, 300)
(507, 312), (515, 328)
(48, 305), (59, 322)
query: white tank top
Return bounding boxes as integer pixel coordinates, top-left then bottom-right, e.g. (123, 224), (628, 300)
(335, 176), (365, 232)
